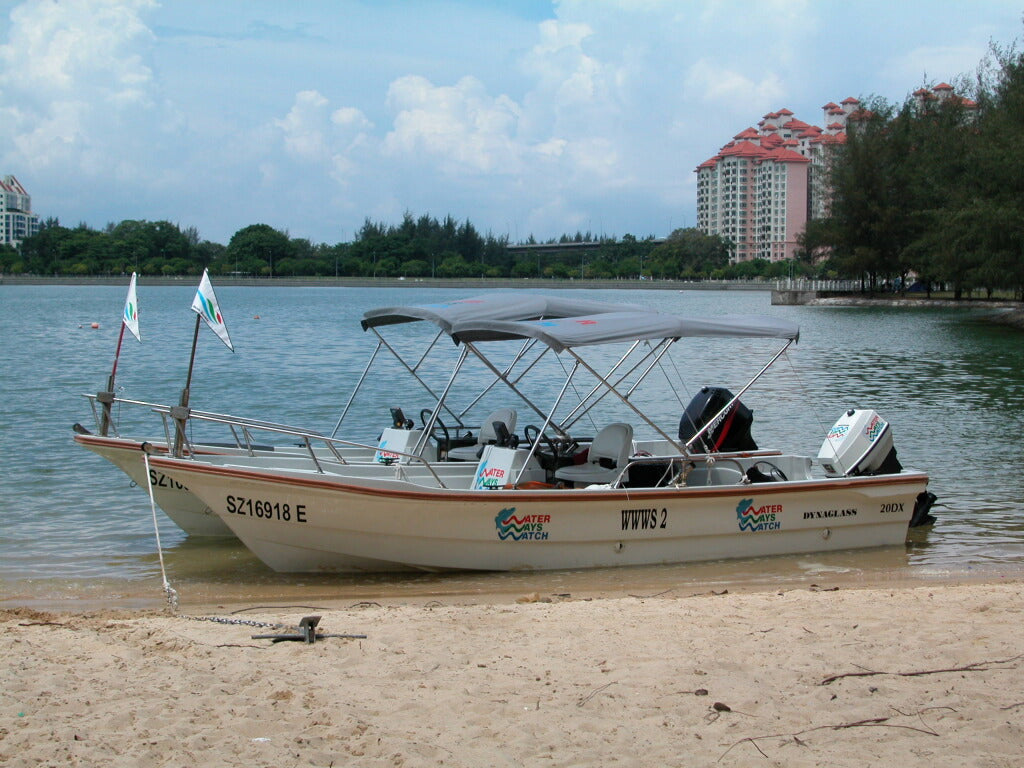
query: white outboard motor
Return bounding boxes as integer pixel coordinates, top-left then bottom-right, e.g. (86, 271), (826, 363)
(817, 409), (901, 477)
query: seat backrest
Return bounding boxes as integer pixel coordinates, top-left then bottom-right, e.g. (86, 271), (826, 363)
(478, 408), (517, 445)
(588, 423), (633, 468)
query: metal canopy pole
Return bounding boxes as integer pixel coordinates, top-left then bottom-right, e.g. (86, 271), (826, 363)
(567, 346), (684, 452)
(559, 340), (677, 431)
(558, 339), (649, 428)
(330, 338), (382, 438)
(682, 339), (794, 452)
(414, 345), (470, 457)
(462, 341), (552, 425)
(371, 327), (465, 427)
(454, 337), (539, 420)
(515, 359), (580, 486)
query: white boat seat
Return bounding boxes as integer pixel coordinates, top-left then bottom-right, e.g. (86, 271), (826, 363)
(685, 466), (745, 486)
(554, 423), (633, 486)
(446, 408), (518, 461)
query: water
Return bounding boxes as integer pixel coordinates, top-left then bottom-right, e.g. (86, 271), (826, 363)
(2, 284), (1022, 609)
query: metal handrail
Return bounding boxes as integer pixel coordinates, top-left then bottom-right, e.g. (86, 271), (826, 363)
(162, 412), (451, 489)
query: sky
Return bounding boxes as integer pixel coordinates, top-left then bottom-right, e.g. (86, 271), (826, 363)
(1, 0), (1021, 246)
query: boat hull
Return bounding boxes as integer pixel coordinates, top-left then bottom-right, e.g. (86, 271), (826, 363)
(76, 434), (236, 537)
(150, 456), (928, 573)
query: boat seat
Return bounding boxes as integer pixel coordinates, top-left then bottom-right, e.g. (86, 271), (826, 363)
(685, 465), (745, 486)
(446, 408), (518, 461)
(554, 423), (633, 486)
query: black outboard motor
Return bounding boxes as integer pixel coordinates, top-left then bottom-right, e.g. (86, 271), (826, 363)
(910, 491), (937, 528)
(679, 386), (757, 453)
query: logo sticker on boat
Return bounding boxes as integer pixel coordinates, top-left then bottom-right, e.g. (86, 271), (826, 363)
(864, 413), (885, 442)
(494, 508), (550, 540)
(736, 498), (782, 532)
(474, 459), (507, 489)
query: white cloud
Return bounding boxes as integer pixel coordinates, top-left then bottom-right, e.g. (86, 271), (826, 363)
(0, 0), (160, 170)
(276, 90), (330, 161)
(684, 58), (785, 112)
(885, 44), (990, 90)
(382, 75), (522, 175)
(2, 0), (155, 96)
(273, 90), (375, 185)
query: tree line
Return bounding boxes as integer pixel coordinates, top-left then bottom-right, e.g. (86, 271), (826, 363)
(801, 39), (1024, 299)
(0, 211), (748, 281)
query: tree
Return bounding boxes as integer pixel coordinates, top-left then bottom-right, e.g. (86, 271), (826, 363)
(226, 224), (294, 276)
(648, 228), (730, 278)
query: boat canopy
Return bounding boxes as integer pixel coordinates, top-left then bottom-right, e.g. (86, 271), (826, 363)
(361, 294), (645, 333)
(450, 311), (800, 353)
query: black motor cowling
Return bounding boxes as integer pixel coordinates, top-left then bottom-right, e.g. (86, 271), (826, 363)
(679, 386), (757, 453)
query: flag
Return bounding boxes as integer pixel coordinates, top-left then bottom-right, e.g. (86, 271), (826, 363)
(190, 269), (233, 351)
(122, 272), (141, 342)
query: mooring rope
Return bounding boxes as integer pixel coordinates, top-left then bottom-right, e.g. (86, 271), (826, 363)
(141, 451), (179, 612)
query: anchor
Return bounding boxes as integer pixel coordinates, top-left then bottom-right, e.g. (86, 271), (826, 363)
(251, 615), (367, 644)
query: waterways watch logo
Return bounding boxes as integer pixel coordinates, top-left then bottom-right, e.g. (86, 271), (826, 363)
(494, 508), (550, 540)
(736, 498), (782, 532)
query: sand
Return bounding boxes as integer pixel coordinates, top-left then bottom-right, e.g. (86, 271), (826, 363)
(2, 579), (1022, 767)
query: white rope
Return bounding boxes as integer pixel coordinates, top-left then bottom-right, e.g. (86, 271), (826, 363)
(141, 451), (179, 612)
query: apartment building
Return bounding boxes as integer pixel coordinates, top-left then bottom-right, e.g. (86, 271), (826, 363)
(695, 99), (859, 263)
(696, 84), (977, 263)
(1, 175), (41, 248)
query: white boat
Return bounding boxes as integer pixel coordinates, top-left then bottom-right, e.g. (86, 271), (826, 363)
(74, 293), (644, 537)
(148, 311), (937, 572)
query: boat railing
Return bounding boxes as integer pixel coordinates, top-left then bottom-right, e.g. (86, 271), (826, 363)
(82, 393), (331, 452)
(152, 409), (453, 490)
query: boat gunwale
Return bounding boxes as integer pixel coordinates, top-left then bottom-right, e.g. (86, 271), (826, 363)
(147, 454), (929, 504)
(74, 433), (241, 458)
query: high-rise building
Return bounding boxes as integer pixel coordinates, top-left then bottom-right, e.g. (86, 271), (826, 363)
(1, 175), (41, 248)
(695, 99), (860, 263)
(695, 85), (977, 264)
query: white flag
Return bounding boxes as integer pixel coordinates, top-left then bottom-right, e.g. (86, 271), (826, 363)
(190, 269), (233, 351)
(122, 272), (141, 342)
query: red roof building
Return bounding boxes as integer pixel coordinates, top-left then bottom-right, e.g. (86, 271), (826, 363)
(694, 101), (855, 263)
(693, 85), (969, 264)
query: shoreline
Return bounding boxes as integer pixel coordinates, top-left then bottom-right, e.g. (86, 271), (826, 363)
(3, 576), (1021, 766)
(5, 276), (1021, 317)
(5, 555), (1022, 615)
(2, 274), (771, 290)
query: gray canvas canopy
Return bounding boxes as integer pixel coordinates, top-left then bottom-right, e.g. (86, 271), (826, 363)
(361, 294), (645, 333)
(450, 311), (800, 353)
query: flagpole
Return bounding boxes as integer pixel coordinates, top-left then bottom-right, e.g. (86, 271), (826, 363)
(172, 314), (202, 457)
(98, 321), (128, 436)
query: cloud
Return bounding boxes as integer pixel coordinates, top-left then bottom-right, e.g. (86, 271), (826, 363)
(276, 90), (331, 161)
(381, 75), (522, 175)
(0, 0), (161, 172)
(272, 90), (375, 187)
(885, 44), (991, 90)
(684, 58), (786, 112)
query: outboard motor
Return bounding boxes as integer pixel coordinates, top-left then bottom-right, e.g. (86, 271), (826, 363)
(679, 386), (757, 453)
(817, 409), (902, 477)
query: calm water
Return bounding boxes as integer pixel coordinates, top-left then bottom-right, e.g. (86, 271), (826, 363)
(2, 284), (1022, 609)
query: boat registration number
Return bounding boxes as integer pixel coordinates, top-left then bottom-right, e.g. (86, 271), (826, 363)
(225, 495), (307, 523)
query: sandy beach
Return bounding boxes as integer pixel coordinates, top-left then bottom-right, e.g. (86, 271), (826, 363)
(2, 578), (1022, 767)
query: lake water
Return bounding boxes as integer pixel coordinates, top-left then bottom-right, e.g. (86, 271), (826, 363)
(2, 284), (1022, 610)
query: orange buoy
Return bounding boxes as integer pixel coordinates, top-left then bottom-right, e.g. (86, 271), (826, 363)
(90, 322), (100, 329)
